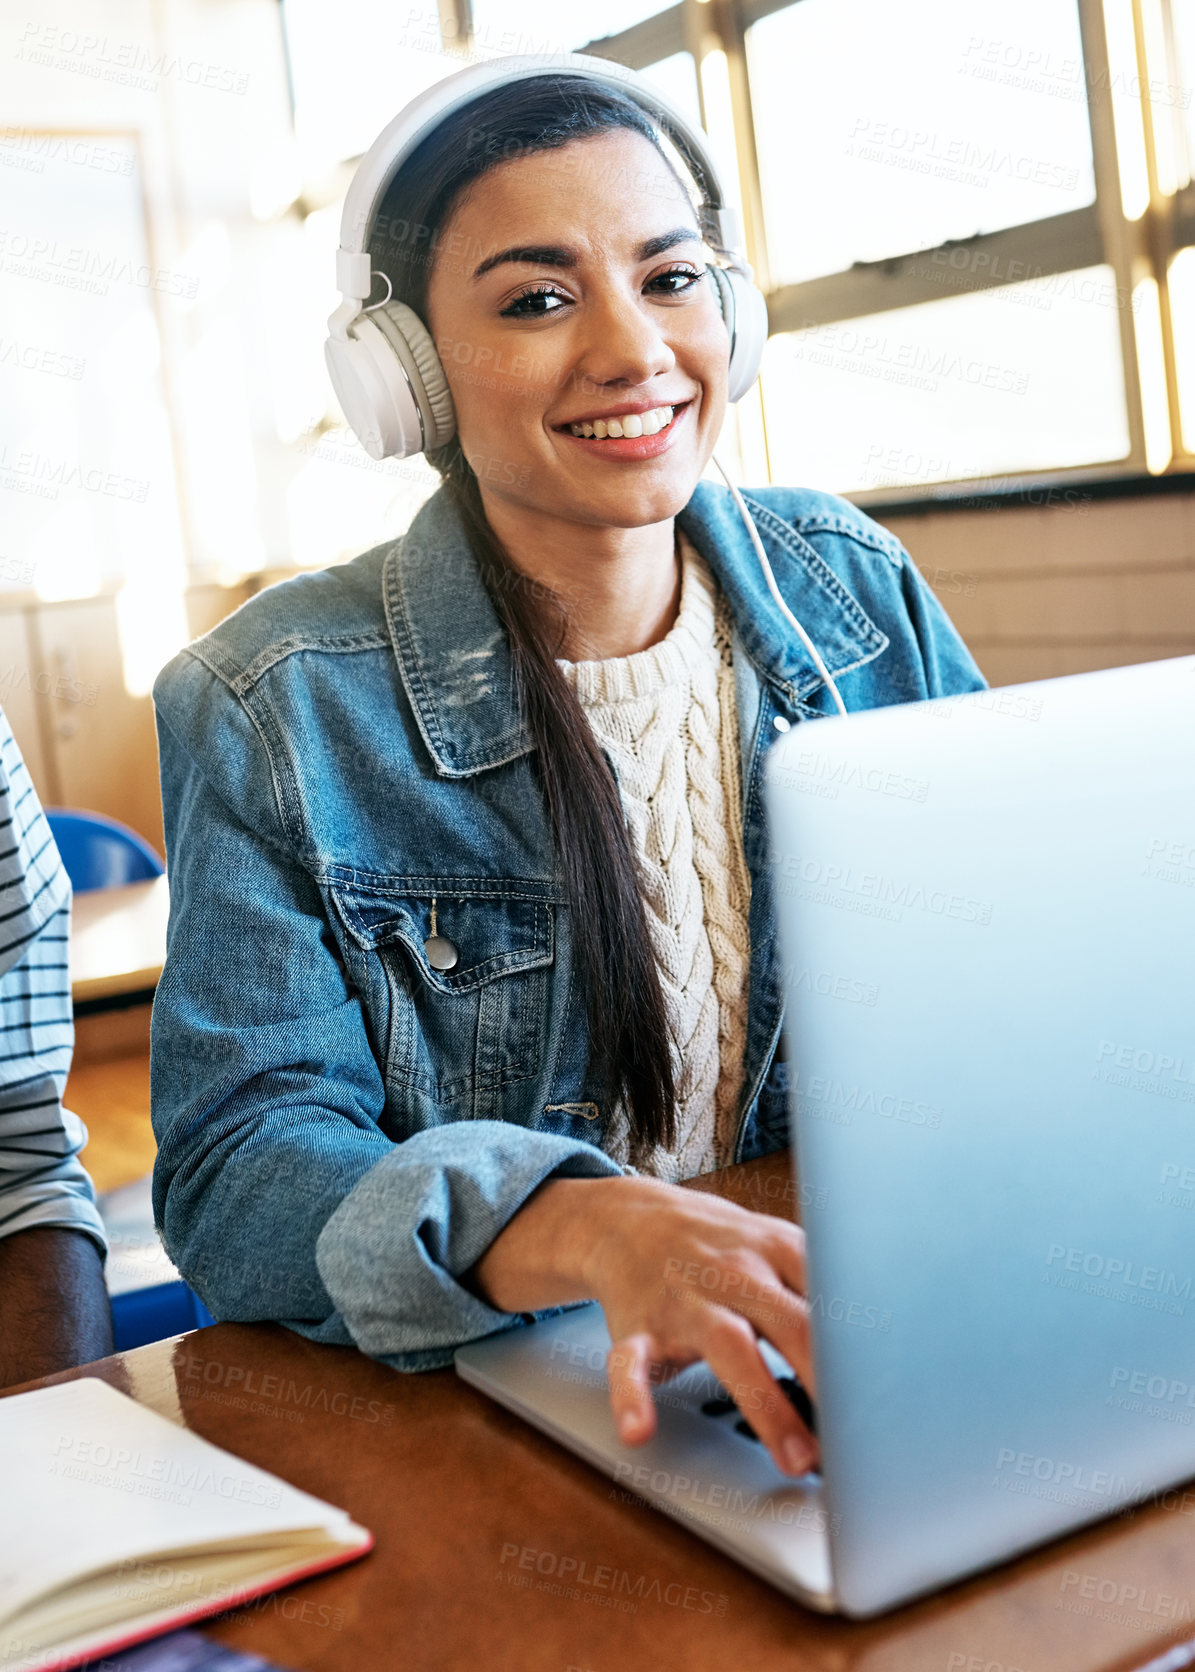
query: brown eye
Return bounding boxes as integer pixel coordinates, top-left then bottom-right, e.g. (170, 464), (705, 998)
(649, 266), (705, 296)
(500, 284), (569, 318)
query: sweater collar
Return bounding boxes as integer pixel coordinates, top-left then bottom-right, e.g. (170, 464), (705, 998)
(383, 480), (887, 778)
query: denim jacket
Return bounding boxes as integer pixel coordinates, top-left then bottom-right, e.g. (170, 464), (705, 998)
(149, 479), (985, 1370)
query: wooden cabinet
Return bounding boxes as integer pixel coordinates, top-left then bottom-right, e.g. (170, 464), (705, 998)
(0, 582), (258, 857)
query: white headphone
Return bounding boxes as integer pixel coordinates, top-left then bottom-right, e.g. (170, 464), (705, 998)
(322, 51), (848, 718)
(324, 50), (769, 465)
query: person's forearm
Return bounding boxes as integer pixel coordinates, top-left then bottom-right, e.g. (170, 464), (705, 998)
(0, 1226), (114, 1389)
(466, 1175), (632, 1313)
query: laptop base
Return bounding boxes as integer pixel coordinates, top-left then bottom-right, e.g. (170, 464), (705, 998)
(455, 1301), (836, 1610)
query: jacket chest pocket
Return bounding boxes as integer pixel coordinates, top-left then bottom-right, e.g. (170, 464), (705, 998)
(328, 882), (555, 1114)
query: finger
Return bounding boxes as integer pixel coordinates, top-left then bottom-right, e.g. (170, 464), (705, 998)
(703, 1311), (818, 1477)
(726, 1261), (818, 1401)
(606, 1332), (657, 1445)
(768, 1222), (809, 1299)
(649, 1357), (689, 1385)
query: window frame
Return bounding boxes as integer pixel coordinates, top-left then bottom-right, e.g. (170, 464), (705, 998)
(573, 0), (1195, 501)
(286, 0), (1195, 502)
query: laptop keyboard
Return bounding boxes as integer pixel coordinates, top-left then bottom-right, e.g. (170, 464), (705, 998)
(701, 1375), (818, 1441)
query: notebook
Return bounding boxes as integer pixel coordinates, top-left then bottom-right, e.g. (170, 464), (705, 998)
(0, 1377), (372, 1672)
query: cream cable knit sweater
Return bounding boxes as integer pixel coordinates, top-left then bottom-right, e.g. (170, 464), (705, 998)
(557, 529), (752, 1181)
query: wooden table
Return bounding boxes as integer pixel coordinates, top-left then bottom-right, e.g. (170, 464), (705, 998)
(70, 875), (169, 1014)
(7, 1151), (1195, 1671)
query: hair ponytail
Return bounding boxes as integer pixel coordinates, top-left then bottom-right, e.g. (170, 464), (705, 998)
(446, 460), (676, 1158)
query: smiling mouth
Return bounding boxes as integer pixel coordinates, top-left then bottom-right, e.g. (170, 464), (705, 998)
(560, 400), (691, 440)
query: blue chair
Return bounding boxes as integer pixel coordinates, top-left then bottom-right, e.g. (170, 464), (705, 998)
(99, 1177), (217, 1354)
(51, 825), (204, 1347)
(111, 1283), (217, 1352)
(46, 808), (164, 893)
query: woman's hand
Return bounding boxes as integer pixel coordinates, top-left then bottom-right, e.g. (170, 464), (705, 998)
(466, 1173), (818, 1477)
(581, 1175), (817, 1475)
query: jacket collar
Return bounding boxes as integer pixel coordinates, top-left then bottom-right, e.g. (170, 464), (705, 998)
(384, 480), (888, 778)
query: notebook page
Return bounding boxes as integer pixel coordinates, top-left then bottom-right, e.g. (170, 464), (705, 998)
(0, 1378), (362, 1629)
(14, 1538), (327, 1651)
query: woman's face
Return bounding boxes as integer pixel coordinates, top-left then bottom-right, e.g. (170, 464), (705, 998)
(424, 127), (730, 532)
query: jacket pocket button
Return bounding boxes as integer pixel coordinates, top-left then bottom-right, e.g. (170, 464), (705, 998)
(772, 714), (791, 733)
(424, 935), (459, 971)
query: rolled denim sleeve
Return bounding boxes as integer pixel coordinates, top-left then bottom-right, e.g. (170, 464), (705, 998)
(150, 656), (622, 1372)
(314, 1124), (620, 1367)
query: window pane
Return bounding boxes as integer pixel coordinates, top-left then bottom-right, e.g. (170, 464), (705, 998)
(470, 2), (677, 56)
(0, 137), (187, 601)
(1169, 246), (1195, 453)
(639, 52), (702, 135)
(761, 267), (1130, 492)
(748, 0), (1097, 286)
(282, 2), (688, 169)
(1173, 0), (1195, 185)
(281, 0), (455, 167)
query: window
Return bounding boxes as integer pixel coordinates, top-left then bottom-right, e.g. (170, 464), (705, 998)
(747, 0), (1097, 286)
(280, 0), (464, 174)
(280, 1), (688, 172)
(760, 269), (1131, 492)
(469, 0), (679, 58)
(636, 51), (702, 135)
(0, 131), (190, 688)
(278, 0), (1195, 525)
(734, 0), (1195, 494)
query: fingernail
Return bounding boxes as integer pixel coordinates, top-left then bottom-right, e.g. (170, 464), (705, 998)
(619, 1414), (639, 1442)
(782, 1435), (814, 1475)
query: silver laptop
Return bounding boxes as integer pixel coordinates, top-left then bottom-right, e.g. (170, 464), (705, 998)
(455, 655), (1195, 1617)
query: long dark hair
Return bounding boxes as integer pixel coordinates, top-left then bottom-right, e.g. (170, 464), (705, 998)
(370, 76), (704, 1160)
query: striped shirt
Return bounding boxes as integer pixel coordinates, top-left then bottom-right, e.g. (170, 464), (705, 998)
(0, 708), (106, 1254)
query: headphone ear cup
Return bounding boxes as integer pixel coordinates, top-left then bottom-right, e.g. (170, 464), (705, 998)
(707, 263), (768, 404)
(382, 301), (456, 450)
(708, 261), (733, 330)
(324, 316), (424, 462)
(368, 300), (457, 454)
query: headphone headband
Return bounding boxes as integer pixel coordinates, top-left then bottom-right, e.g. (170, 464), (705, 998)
(331, 50), (750, 324)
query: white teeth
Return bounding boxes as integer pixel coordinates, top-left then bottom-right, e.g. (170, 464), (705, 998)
(568, 403), (677, 439)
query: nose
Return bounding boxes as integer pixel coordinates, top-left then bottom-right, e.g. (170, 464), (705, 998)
(571, 279), (677, 395)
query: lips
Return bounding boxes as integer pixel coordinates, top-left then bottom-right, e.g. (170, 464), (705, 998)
(559, 400), (692, 440)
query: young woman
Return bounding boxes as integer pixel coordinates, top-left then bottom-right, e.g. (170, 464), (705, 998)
(149, 73), (985, 1480)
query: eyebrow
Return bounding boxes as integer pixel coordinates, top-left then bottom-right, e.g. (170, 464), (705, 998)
(470, 225), (703, 281)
